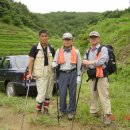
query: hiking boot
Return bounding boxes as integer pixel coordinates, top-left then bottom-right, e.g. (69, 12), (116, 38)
(58, 111), (65, 118)
(68, 113), (74, 120)
(36, 110), (41, 116)
(36, 102), (42, 116)
(103, 115), (112, 125)
(43, 99), (50, 115)
(43, 108), (50, 115)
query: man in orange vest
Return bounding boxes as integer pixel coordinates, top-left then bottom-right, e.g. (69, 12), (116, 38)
(82, 31), (112, 125)
(52, 32), (81, 120)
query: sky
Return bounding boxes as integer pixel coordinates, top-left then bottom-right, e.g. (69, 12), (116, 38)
(14, 0), (130, 14)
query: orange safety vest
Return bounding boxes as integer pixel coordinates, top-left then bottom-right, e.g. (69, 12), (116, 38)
(95, 52), (104, 78)
(57, 46), (77, 64)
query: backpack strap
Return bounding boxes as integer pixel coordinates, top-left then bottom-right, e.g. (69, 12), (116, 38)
(86, 45), (103, 60)
(97, 45), (104, 56)
(94, 78), (98, 91)
(48, 44), (55, 58)
(94, 45), (104, 91)
(33, 43), (55, 59)
(32, 44), (39, 59)
(86, 48), (91, 60)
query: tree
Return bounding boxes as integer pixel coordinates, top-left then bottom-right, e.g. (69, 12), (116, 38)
(2, 15), (11, 24)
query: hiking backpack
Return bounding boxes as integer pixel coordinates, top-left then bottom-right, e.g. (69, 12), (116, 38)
(86, 44), (117, 75)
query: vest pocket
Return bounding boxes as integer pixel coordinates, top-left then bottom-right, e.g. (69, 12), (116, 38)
(33, 67), (43, 77)
(33, 51), (44, 77)
(33, 54), (44, 77)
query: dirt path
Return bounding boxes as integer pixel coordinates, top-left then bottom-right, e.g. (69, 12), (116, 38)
(0, 105), (87, 130)
(0, 105), (125, 130)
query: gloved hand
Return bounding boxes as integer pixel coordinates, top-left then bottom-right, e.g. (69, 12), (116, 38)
(77, 75), (81, 85)
(52, 62), (58, 68)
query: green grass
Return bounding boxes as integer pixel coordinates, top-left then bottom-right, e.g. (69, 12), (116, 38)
(0, 65), (130, 129)
(0, 93), (35, 113)
(0, 22), (37, 56)
(30, 114), (58, 126)
(80, 15), (130, 64)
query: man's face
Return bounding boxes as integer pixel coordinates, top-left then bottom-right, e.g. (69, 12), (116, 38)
(39, 33), (48, 45)
(63, 39), (73, 48)
(89, 36), (100, 46)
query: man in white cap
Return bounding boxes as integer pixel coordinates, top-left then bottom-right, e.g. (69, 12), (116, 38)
(82, 31), (112, 125)
(52, 32), (81, 120)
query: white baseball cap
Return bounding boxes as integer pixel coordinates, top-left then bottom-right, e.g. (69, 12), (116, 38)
(89, 31), (100, 37)
(63, 32), (73, 39)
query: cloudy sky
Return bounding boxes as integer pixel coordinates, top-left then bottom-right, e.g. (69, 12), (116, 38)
(14, 0), (130, 13)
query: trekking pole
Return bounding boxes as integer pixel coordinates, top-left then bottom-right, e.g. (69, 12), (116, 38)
(54, 68), (60, 125)
(71, 68), (84, 130)
(20, 79), (30, 130)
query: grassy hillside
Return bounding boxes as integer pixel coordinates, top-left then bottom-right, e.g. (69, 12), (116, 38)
(78, 15), (130, 64)
(0, 22), (64, 56)
(0, 13), (130, 64)
(0, 22), (37, 56)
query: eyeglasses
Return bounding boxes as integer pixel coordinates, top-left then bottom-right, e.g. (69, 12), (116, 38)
(63, 38), (72, 41)
(90, 36), (99, 39)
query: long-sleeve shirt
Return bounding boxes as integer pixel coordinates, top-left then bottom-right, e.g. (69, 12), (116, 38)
(52, 48), (81, 76)
(84, 43), (108, 69)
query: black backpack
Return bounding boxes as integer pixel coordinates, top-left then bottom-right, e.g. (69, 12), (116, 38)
(99, 45), (117, 75)
(86, 45), (117, 75)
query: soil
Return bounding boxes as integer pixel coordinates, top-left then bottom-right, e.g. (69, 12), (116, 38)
(0, 105), (86, 130)
(0, 105), (127, 130)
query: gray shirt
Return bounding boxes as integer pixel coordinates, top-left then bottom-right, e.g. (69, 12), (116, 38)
(84, 43), (108, 69)
(52, 48), (81, 75)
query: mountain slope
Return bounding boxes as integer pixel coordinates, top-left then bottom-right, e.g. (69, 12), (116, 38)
(78, 15), (130, 64)
(0, 22), (37, 56)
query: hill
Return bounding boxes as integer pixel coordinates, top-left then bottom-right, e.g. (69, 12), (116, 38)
(36, 12), (100, 36)
(0, 22), (37, 56)
(78, 15), (130, 65)
(0, 12), (130, 65)
(0, 0), (130, 72)
(0, 0), (100, 36)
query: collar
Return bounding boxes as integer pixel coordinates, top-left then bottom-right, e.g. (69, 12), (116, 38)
(64, 48), (71, 52)
(37, 42), (42, 50)
(91, 43), (100, 50)
(96, 43), (101, 49)
(63, 46), (72, 52)
(37, 42), (48, 50)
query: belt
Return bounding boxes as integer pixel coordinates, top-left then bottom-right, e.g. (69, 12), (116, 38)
(60, 68), (76, 73)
